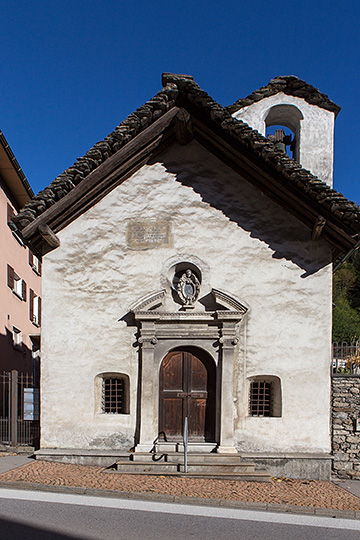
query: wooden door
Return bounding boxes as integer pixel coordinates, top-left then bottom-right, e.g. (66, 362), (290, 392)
(159, 349), (215, 441)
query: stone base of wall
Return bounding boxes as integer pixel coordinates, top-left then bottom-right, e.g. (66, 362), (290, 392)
(241, 452), (332, 480)
(35, 448), (332, 480)
(34, 448), (130, 467)
(332, 376), (360, 479)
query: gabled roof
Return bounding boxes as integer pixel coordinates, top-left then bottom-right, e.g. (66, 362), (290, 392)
(225, 75), (341, 116)
(0, 130), (34, 208)
(9, 73), (360, 258)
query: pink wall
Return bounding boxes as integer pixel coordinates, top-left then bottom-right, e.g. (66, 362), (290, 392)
(0, 179), (41, 374)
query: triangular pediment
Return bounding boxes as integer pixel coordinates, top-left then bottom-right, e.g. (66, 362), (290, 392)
(10, 73), (359, 258)
(129, 288), (247, 325)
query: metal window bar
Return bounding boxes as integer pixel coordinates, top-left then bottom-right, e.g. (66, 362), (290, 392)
(332, 341), (360, 375)
(249, 381), (272, 417)
(103, 378), (125, 414)
(0, 372), (10, 444)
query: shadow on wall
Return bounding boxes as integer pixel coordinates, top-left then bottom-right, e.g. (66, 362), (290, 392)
(0, 329), (33, 375)
(151, 144), (333, 277)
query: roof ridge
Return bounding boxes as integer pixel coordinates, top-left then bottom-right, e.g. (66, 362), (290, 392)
(226, 75), (341, 116)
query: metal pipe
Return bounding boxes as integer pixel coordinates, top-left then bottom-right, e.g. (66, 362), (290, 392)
(184, 416), (188, 473)
(10, 370), (18, 447)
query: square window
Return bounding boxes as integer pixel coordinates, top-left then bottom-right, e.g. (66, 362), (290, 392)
(249, 381), (272, 417)
(101, 376), (129, 414)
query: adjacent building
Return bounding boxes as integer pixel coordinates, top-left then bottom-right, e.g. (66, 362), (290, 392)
(0, 130), (41, 376)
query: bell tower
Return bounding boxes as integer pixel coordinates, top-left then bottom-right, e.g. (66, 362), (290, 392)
(228, 76), (341, 187)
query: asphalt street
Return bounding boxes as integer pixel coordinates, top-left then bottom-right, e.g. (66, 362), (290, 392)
(0, 488), (359, 540)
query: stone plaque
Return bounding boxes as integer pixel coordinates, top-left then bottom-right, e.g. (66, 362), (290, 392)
(126, 219), (172, 250)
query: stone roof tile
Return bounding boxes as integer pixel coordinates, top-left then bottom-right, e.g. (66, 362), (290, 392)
(225, 75), (341, 116)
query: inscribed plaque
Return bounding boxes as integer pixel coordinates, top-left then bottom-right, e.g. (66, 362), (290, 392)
(126, 219), (172, 250)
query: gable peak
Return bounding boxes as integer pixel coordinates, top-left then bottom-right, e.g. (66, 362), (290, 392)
(226, 75), (341, 117)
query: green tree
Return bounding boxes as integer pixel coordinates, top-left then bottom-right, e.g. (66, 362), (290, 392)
(333, 255), (360, 342)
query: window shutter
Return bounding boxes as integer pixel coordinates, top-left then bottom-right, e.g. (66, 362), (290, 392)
(29, 250), (34, 266)
(7, 265), (14, 289)
(38, 260), (42, 276)
(38, 297), (42, 326)
(22, 280), (27, 302)
(7, 203), (15, 222)
(29, 289), (34, 321)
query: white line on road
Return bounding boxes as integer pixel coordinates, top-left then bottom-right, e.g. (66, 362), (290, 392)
(0, 487), (359, 531)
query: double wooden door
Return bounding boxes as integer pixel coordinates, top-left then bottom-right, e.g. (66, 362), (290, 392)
(159, 349), (216, 441)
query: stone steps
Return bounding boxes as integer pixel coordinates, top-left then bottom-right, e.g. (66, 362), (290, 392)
(113, 450), (271, 482)
(111, 466), (270, 482)
(117, 461), (258, 474)
(131, 452), (247, 464)
(153, 442), (218, 453)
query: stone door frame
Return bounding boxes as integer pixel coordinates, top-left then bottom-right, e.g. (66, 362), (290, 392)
(131, 289), (247, 454)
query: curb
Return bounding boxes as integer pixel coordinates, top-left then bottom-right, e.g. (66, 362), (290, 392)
(0, 480), (359, 520)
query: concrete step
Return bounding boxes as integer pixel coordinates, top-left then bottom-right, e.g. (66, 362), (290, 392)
(115, 461), (178, 473)
(153, 442), (218, 453)
(119, 460), (256, 474)
(179, 463), (257, 474)
(131, 452), (254, 465)
(111, 465), (271, 482)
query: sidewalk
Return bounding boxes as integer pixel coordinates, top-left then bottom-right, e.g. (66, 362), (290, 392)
(0, 454), (360, 519)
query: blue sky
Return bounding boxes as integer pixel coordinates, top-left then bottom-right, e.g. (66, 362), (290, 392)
(1, 1), (359, 204)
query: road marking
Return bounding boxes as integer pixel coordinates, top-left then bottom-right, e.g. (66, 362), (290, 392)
(0, 487), (359, 531)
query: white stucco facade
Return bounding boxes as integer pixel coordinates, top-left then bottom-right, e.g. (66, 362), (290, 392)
(40, 140), (333, 457)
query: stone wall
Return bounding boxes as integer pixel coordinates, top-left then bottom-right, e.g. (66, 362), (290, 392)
(332, 376), (360, 478)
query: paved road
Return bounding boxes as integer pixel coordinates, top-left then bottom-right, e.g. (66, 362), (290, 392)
(0, 488), (359, 540)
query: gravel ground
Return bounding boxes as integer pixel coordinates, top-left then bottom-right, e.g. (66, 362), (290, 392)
(0, 460), (360, 511)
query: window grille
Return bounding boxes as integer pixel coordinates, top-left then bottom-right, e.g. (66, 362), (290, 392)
(102, 377), (127, 414)
(249, 380), (272, 417)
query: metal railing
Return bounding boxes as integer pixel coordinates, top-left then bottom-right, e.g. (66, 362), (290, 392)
(183, 416), (188, 473)
(332, 341), (360, 375)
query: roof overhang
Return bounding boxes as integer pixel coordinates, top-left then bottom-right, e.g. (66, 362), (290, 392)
(20, 103), (358, 259)
(0, 131), (34, 208)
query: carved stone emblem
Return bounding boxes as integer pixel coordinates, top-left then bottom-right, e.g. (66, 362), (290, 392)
(177, 269), (200, 307)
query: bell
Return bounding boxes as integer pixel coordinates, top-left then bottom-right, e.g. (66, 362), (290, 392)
(275, 141), (286, 153)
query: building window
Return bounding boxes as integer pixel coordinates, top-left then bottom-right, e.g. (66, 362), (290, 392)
(100, 375), (129, 414)
(12, 326), (22, 349)
(248, 376), (282, 417)
(7, 203), (15, 223)
(29, 250), (42, 276)
(249, 381), (272, 416)
(30, 289), (41, 326)
(7, 265), (27, 301)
